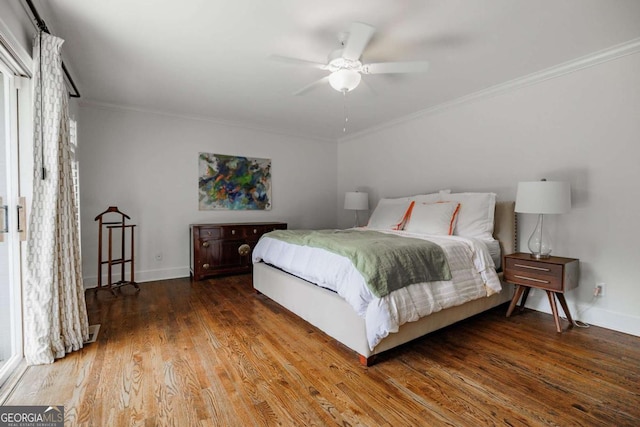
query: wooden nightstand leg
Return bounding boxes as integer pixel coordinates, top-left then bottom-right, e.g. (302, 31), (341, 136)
(519, 287), (531, 310)
(546, 291), (562, 333)
(556, 293), (575, 328)
(506, 285), (525, 317)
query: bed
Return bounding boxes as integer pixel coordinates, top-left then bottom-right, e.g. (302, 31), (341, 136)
(252, 196), (516, 366)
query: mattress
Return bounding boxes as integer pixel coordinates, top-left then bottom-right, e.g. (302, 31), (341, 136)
(253, 230), (502, 350)
(484, 238), (502, 269)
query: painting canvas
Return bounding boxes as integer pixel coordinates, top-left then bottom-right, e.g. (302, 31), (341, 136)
(198, 153), (272, 210)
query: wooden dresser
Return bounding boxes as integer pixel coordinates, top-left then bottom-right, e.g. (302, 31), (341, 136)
(190, 222), (287, 281)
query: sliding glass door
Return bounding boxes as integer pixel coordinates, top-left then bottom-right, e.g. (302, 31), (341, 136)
(0, 65), (23, 385)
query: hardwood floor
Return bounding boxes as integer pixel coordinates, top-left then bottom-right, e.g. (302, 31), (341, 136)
(4, 274), (639, 426)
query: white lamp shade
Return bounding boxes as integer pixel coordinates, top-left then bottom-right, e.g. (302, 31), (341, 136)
(344, 192), (369, 210)
(329, 69), (362, 92)
(515, 181), (571, 214)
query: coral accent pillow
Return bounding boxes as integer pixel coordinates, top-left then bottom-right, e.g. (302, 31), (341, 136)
(367, 199), (415, 230)
(404, 202), (461, 235)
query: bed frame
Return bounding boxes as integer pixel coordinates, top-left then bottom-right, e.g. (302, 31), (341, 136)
(253, 201), (516, 366)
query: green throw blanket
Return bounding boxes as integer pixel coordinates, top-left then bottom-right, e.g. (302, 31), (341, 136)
(264, 229), (451, 298)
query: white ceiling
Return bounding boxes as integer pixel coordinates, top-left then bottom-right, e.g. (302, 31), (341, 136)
(33, 0), (640, 140)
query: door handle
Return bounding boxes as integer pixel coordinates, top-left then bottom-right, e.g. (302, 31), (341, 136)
(0, 203), (7, 243)
(16, 205), (23, 232)
(1, 204), (8, 233)
(17, 197), (27, 241)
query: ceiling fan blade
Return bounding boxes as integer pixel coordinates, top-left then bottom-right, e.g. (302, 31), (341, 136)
(292, 75), (330, 96)
(360, 78), (377, 96)
(342, 22), (375, 61)
(269, 55), (328, 70)
(362, 61), (430, 74)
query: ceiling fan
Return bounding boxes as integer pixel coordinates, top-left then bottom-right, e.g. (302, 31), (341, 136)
(273, 22), (430, 96)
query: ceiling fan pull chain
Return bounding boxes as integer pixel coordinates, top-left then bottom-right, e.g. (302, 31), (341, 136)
(343, 90), (349, 133)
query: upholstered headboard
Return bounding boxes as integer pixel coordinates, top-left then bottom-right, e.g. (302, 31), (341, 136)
(493, 201), (516, 258)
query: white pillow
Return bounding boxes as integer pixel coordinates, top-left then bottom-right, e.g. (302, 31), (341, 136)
(410, 189), (450, 204)
(404, 202), (461, 235)
(411, 193), (440, 203)
(439, 191), (496, 240)
(367, 199), (415, 230)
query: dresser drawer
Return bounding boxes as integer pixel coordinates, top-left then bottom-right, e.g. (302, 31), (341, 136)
(247, 224), (286, 237)
(246, 225), (265, 238)
(220, 225), (247, 239)
(198, 227), (221, 239)
(504, 257), (563, 291)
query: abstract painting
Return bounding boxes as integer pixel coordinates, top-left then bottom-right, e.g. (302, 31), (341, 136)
(198, 153), (272, 210)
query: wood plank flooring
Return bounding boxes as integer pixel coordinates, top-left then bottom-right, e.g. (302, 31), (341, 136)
(4, 274), (639, 426)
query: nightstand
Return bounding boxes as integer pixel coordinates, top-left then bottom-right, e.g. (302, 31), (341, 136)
(504, 252), (579, 333)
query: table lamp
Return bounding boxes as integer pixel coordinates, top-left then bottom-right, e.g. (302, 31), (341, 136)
(344, 191), (369, 228)
(515, 179), (571, 259)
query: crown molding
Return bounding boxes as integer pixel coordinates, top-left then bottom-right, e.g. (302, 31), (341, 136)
(77, 99), (337, 145)
(339, 38), (640, 143)
(0, 14), (33, 77)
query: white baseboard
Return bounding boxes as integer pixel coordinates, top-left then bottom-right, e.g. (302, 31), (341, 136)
(83, 266), (190, 288)
(524, 296), (640, 337)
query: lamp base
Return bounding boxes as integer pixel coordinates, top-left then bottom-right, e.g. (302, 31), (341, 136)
(530, 253), (551, 260)
(527, 214), (553, 261)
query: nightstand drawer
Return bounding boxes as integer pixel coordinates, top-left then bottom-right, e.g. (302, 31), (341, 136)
(504, 269), (562, 291)
(504, 258), (563, 291)
(505, 257), (562, 277)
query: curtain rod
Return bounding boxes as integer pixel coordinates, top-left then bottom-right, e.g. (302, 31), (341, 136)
(24, 0), (80, 98)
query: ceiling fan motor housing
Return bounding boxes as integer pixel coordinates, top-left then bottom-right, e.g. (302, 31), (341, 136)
(327, 49), (362, 72)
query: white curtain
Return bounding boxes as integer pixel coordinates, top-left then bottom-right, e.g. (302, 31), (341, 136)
(24, 32), (88, 365)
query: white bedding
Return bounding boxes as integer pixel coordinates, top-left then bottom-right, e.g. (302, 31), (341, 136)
(485, 238), (502, 269)
(252, 229), (502, 350)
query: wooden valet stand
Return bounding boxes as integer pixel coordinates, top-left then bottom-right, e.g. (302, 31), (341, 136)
(94, 206), (140, 296)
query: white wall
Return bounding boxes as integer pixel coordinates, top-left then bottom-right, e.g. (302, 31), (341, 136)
(78, 103), (338, 284)
(0, 2), (34, 57)
(338, 52), (640, 336)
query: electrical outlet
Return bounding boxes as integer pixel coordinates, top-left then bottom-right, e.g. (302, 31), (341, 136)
(594, 282), (606, 297)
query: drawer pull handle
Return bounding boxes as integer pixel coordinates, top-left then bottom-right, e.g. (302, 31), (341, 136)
(253, 229), (257, 234)
(202, 241), (209, 248)
(514, 275), (550, 284)
(514, 263), (550, 272)
(232, 229), (236, 235)
(202, 263), (210, 269)
(238, 244), (251, 256)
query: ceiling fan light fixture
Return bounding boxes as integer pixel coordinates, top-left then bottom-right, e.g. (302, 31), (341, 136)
(329, 69), (361, 92)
